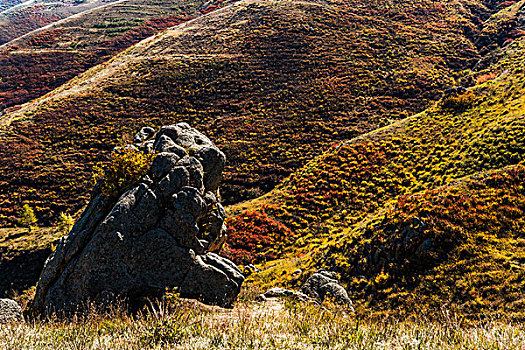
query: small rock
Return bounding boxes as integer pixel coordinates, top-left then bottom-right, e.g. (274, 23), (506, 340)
(0, 299), (23, 323)
(301, 269), (353, 307)
(133, 127), (156, 143)
(264, 288), (295, 298)
(261, 288), (316, 303)
(292, 269), (302, 277)
(261, 270), (353, 309)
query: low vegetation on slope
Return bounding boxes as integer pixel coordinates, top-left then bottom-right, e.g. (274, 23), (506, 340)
(235, 32), (525, 318)
(0, 0), (120, 45)
(0, 0), (513, 225)
(0, 227), (62, 299)
(0, 0), (22, 12)
(0, 0), (232, 110)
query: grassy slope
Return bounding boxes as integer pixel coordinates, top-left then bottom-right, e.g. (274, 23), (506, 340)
(236, 28), (525, 318)
(0, 227), (62, 299)
(0, 0), (510, 226)
(0, 0), (121, 45)
(0, 0), (232, 110)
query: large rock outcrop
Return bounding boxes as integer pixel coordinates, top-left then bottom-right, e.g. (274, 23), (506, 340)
(29, 123), (244, 315)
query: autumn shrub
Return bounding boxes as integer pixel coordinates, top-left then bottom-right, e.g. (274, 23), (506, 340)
(441, 91), (475, 112)
(56, 212), (74, 234)
(223, 210), (293, 265)
(476, 72), (498, 85)
(92, 148), (154, 199)
(18, 204), (37, 232)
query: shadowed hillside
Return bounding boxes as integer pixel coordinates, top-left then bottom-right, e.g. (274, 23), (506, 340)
(0, 0), (513, 225)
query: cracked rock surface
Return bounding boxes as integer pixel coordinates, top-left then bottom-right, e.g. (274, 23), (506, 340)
(0, 299), (22, 323)
(30, 123), (244, 315)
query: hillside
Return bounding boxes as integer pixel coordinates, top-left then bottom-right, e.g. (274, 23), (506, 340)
(232, 26), (525, 318)
(0, 0), (513, 226)
(0, 0), (232, 111)
(0, 0), (23, 12)
(0, 0), (120, 45)
(0, 227), (61, 299)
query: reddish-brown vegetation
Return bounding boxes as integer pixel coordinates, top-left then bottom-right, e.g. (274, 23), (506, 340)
(223, 209), (293, 265)
(0, 0), (516, 226)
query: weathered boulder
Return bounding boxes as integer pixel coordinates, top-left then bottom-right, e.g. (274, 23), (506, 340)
(260, 270), (353, 310)
(301, 270), (353, 306)
(29, 123), (243, 316)
(0, 299), (22, 323)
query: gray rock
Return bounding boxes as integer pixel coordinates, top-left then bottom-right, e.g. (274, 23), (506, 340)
(262, 287), (315, 303)
(133, 127), (156, 143)
(260, 270), (354, 308)
(261, 270), (353, 308)
(264, 288), (295, 298)
(0, 299), (22, 323)
(300, 270), (353, 307)
(29, 123), (242, 316)
(292, 269), (302, 277)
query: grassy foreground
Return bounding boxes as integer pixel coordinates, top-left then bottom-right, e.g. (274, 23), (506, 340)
(1, 292), (525, 350)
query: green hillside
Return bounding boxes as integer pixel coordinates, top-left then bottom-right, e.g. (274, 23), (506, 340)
(0, 0), (513, 226)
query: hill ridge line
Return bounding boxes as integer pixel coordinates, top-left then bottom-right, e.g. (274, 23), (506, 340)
(0, 0), (128, 50)
(0, 0), (349, 131)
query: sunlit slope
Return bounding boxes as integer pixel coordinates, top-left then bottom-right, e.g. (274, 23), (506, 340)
(0, 0), (511, 225)
(0, 0), (232, 110)
(0, 0), (120, 44)
(0, 0), (23, 12)
(237, 35), (525, 317)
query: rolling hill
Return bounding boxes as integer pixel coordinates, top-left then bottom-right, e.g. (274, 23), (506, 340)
(232, 21), (525, 318)
(0, 0), (232, 111)
(0, 0), (23, 12)
(0, 0), (121, 45)
(0, 0), (513, 227)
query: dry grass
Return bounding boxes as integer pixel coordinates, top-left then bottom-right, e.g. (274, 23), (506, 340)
(1, 290), (525, 350)
(0, 227), (62, 251)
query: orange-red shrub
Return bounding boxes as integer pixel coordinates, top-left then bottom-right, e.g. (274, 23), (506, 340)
(223, 211), (293, 265)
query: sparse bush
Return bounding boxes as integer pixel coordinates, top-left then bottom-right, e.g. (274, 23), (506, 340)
(92, 148), (154, 199)
(56, 212), (74, 234)
(441, 91), (475, 112)
(18, 204), (37, 232)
